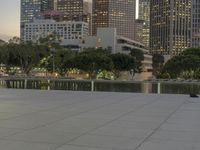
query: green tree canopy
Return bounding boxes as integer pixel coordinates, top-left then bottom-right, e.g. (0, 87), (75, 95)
(0, 42), (48, 75)
(110, 53), (135, 78)
(130, 48), (144, 73)
(162, 48), (200, 79)
(38, 33), (62, 50)
(152, 54), (165, 76)
(46, 50), (76, 76)
(0, 39), (6, 46)
(75, 48), (113, 79)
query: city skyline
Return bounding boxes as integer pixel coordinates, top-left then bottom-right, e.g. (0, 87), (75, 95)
(0, 0), (139, 41)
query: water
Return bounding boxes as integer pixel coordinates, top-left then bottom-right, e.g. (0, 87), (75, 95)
(1, 78), (200, 94)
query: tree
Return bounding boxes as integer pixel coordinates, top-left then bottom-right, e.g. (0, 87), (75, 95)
(46, 50), (76, 76)
(110, 53), (135, 78)
(75, 48), (113, 79)
(38, 33), (62, 50)
(161, 48), (200, 79)
(0, 42), (49, 75)
(8, 37), (21, 44)
(0, 39), (6, 46)
(15, 42), (48, 75)
(152, 54), (164, 76)
(130, 48), (144, 73)
(0, 43), (19, 73)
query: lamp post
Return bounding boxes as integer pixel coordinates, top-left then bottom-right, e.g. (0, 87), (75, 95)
(130, 69), (135, 80)
(50, 48), (56, 76)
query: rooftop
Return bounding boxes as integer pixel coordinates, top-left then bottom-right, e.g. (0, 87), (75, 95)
(0, 89), (199, 150)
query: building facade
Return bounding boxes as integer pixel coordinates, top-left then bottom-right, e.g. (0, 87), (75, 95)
(20, 0), (54, 40)
(23, 19), (89, 50)
(150, 0), (192, 55)
(55, 0), (90, 22)
(191, 0), (200, 47)
(138, 0), (150, 48)
(92, 0), (136, 40)
(135, 19), (145, 45)
(55, 0), (92, 34)
(83, 28), (152, 72)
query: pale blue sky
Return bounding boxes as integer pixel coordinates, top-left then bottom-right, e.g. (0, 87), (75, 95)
(0, 0), (20, 41)
(0, 0), (138, 41)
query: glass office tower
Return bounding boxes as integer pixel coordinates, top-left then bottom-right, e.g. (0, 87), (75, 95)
(150, 0), (192, 55)
(191, 0), (200, 47)
(92, 0), (136, 40)
(138, 0), (150, 48)
(56, 0), (90, 22)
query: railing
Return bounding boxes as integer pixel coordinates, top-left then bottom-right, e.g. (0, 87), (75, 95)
(1, 77), (200, 94)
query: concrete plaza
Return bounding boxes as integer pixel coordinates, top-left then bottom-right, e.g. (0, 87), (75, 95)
(0, 89), (199, 150)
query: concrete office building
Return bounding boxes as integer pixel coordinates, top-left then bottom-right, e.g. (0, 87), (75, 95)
(83, 28), (152, 72)
(150, 0), (192, 55)
(138, 0), (150, 48)
(23, 19), (89, 51)
(92, 0), (136, 40)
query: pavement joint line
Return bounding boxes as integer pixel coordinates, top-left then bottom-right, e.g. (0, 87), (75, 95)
(133, 98), (189, 150)
(0, 92), (117, 121)
(0, 137), (60, 145)
(63, 143), (127, 150)
(53, 95), (164, 150)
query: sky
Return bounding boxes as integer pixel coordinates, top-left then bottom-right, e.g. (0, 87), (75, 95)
(0, 0), (138, 41)
(0, 0), (20, 41)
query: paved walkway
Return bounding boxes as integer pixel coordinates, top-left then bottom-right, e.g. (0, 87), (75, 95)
(0, 89), (199, 150)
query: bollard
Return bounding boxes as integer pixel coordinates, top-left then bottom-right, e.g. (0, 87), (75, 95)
(157, 82), (161, 94)
(24, 79), (27, 89)
(91, 80), (94, 92)
(47, 79), (50, 90)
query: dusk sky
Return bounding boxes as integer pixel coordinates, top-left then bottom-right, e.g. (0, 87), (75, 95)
(0, 0), (138, 41)
(0, 0), (20, 41)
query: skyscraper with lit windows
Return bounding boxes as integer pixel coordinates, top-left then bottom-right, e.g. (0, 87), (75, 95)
(55, 0), (92, 34)
(92, 0), (136, 40)
(150, 0), (192, 55)
(138, 0), (150, 48)
(191, 0), (200, 47)
(55, 0), (90, 22)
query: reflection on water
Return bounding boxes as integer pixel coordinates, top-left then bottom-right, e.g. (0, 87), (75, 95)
(1, 79), (200, 94)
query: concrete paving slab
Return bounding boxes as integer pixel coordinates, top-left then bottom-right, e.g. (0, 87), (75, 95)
(0, 89), (199, 150)
(137, 139), (200, 150)
(68, 134), (141, 150)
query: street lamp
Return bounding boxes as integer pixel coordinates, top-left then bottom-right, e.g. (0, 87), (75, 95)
(130, 69), (135, 80)
(50, 48), (56, 76)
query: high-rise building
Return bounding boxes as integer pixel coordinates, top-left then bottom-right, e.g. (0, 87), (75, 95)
(55, 0), (90, 22)
(150, 0), (192, 55)
(20, 0), (54, 39)
(55, 0), (92, 34)
(191, 0), (200, 47)
(138, 0), (150, 48)
(135, 19), (144, 43)
(46, 0), (55, 10)
(92, 0), (136, 40)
